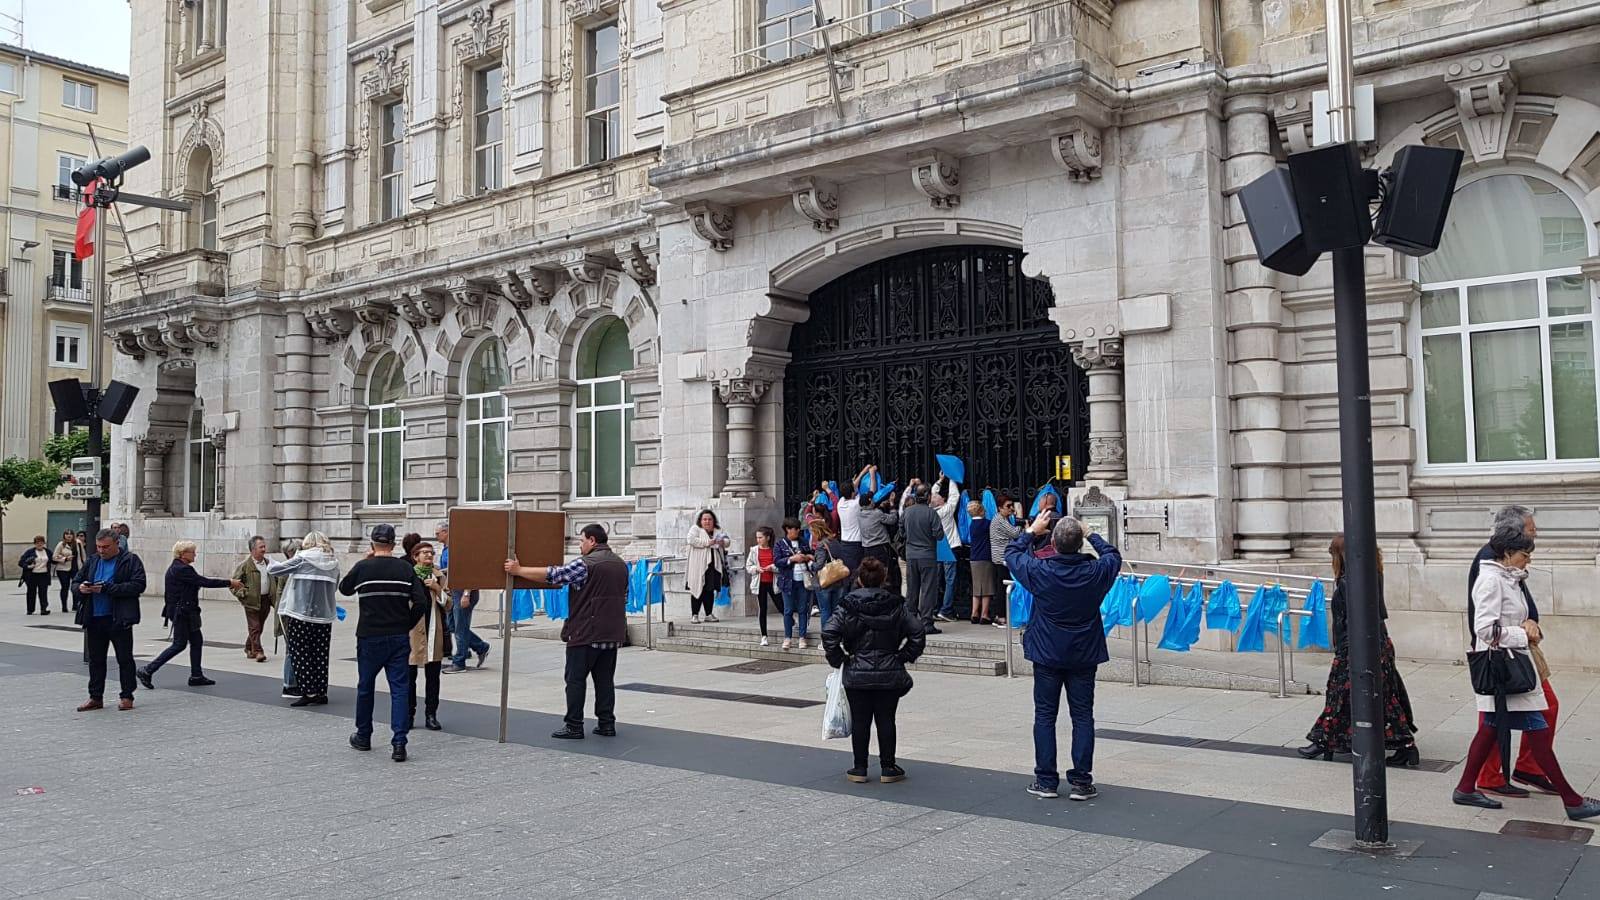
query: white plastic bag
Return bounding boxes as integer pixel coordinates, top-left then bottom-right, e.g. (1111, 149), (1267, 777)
(822, 669), (851, 740)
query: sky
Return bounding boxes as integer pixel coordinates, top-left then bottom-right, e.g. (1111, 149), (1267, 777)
(4, 0), (131, 75)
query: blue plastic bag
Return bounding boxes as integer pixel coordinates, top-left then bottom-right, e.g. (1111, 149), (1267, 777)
(1029, 484), (1063, 517)
(335, 605), (347, 622)
(936, 453), (966, 484)
(1156, 582), (1193, 652)
(1298, 580), (1331, 650)
(511, 589), (536, 622)
(1180, 583), (1205, 646)
(542, 586), (570, 621)
(981, 488), (998, 520)
(1008, 580), (1033, 628)
(626, 559), (649, 614)
(872, 481), (897, 504)
(956, 490), (972, 546)
(715, 584), (732, 607)
(1237, 586), (1271, 652)
(1205, 580), (1241, 632)
(1100, 575), (1138, 636)
(1259, 585), (1290, 636)
(1136, 575), (1171, 624)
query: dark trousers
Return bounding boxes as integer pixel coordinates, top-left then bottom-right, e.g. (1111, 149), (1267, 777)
(147, 622), (204, 677)
(355, 634), (412, 746)
(85, 618), (136, 701)
(865, 544), (900, 596)
(755, 581), (778, 636)
(243, 605), (268, 658)
(57, 572), (75, 611)
(691, 566), (720, 617)
(1032, 663), (1097, 790)
(845, 688), (899, 770)
(24, 573), (51, 613)
(407, 661), (442, 722)
(905, 558), (941, 626)
(564, 644), (618, 729)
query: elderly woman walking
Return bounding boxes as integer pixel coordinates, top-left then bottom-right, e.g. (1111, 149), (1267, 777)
(270, 532), (341, 708)
(1452, 524), (1600, 819)
(686, 509), (731, 624)
(137, 542), (242, 689)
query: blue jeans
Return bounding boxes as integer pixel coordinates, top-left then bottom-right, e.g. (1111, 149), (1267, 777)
(780, 579), (811, 639)
(449, 591), (490, 667)
(815, 586), (841, 631)
(1033, 663), (1097, 790)
(355, 633), (412, 746)
(939, 562), (957, 615)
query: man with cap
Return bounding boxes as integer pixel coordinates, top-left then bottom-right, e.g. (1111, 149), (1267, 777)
(339, 524), (429, 761)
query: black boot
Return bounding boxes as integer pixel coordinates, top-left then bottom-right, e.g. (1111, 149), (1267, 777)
(551, 725), (585, 740)
(425, 714), (442, 731)
(1387, 745), (1420, 768)
(1296, 741), (1332, 761)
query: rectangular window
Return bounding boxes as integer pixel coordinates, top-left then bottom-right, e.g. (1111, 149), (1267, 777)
(757, 0), (815, 63)
(867, 0), (932, 33)
(0, 62), (16, 94)
(472, 66), (504, 194)
(51, 324), (87, 368)
(57, 154), (87, 199)
(584, 23), (621, 165)
(62, 78), (97, 113)
(200, 180), (219, 250)
(379, 100), (405, 220)
(52, 249), (86, 290)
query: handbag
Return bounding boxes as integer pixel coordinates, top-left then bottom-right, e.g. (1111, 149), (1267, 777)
(1466, 623), (1538, 698)
(818, 559), (850, 589)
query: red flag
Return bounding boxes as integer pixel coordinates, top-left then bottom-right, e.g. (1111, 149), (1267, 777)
(73, 179), (98, 260)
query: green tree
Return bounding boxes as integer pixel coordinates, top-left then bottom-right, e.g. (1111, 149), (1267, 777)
(0, 458), (68, 578)
(43, 427), (109, 502)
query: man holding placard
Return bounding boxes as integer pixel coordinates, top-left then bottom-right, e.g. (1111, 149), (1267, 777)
(505, 524), (628, 740)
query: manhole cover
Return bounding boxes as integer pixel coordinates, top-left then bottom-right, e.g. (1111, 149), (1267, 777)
(711, 659), (805, 675)
(1499, 820), (1593, 843)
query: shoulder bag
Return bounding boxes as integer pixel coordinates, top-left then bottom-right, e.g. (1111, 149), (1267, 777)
(1466, 619), (1538, 698)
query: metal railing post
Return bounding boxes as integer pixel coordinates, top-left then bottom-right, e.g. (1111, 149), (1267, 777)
(645, 571), (656, 651)
(1002, 580), (1014, 679)
(1129, 596), (1141, 688)
(1275, 609), (1313, 698)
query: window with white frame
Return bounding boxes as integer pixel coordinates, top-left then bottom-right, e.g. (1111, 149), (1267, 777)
(379, 100), (406, 220)
(1415, 173), (1598, 469)
(51, 323), (87, 369)
(57, 154), (87, 200)
(461, 338), (509, 503)
(0, 62), (16, 94)
(365, 353), (406, 507)
(584, 22), (621, 165)
(756, 0), (815, 63)
(187, 404), (218, 513)
(51, 249), (86, 292)
(866, 0), (932, 33)
(574, 318), (635, 499)
(472, 65), (504, 194)
(62, 77), (96, 112)
(199, 158), (219, 250)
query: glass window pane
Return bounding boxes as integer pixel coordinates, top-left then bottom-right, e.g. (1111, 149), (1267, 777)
(1421, 175), (1588, 283)
(594, 379), (621, 406)
(1422, 334), (1468, 464)
(1548, 275), (1592, 317)
(484, 423), (506, 501)
(576, 411), (593, 499)
(484, 395), (504, 419)
(467, 397), (481, 420)
(382, 406), (401, 428)
(1471, 328), (1546, 462)
(587, 115), (611, 164)
(1420, 288), (1459, 329)
(623, 402), (634, 495)
(577, 383), (592, 407)
(1467, 280), (1538, 325)
(366, 434), (380, 504)
(382, 432), (403, 504)
(1550, 322), (1598, 459)
(189, 442), (202, 512)
(465, 424), (481, 501)
(467, 340), (507, 393)
(202, 444), (217, 510)
(596, 409), (622, 497)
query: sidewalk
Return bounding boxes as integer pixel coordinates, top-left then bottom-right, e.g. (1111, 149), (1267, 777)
(7, 585), (1599, 848)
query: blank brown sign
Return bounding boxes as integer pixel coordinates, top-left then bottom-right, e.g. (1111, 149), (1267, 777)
(445, 509), (568, 591)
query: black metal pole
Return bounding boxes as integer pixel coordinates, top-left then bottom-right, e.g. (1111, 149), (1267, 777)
(1331, 244), (1390, 848)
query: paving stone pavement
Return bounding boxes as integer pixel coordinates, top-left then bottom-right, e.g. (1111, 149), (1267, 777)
(3, 672), (1205, 900)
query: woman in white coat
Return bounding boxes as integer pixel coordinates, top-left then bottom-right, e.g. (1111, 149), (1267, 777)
(686, 509), (731, 624)
(1452, 523), (1599, 819)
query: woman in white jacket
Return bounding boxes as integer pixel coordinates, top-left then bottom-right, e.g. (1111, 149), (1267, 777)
(1452, 523), (1599, 819)
(269, 531), (341, 708)
(686, 509), (731, 624)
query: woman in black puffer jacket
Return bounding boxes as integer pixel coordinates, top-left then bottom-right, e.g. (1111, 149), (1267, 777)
(822, 557), (926, 784)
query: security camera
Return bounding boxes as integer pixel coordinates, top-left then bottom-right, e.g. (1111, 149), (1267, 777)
(70, 146), (151, 187)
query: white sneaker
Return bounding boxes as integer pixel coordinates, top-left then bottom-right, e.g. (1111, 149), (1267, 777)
(760, 636), (770, 647)
(798, 637), (808, 650)
(705, 614), (719, 623)
(691, 615), (700, 624)
(782, 639), (792, 650)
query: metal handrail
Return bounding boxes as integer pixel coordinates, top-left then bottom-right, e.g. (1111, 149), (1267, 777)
(736, 0), (927, 65)
(1122, 558), (1325, 585)
(1276, 609), (1314, 698)
(642, 555), (686, 651)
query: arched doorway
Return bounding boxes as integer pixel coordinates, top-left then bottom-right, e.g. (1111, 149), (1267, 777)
(783, 245), (1088, 512)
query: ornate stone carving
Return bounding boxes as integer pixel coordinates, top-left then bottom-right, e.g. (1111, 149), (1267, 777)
(445, 275), (488, 308)
(1088, 435), (1127, 467)
(718, 378), (770, 407)
(498, 266), (561, 308)
(1070, 338), (1123, 370)
(685, 200), (735, 251)
(352, 296), (394, 326)
(614, 235), (658, 286)
(307, 304), (357, 342)
(718, 377), (770, 497)
(135, 326), (169, 358)
(726, 456), (756, 484)
(355, 46), (412, 157)
(174, 107), (226, 195)
(448, 5), (511, 122)
(790, 176), (840, 232)
(396, 287), (448, 326)
(560, 250), (607, 285)
(1050, 119), (1104, 182)
(112, 329), (145, 359)
(911, 151), (960, 209)
(136, 436), (175, 514)
(1444, 55), (1518, 162)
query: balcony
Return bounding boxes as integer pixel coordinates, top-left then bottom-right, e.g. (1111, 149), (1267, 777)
(52, 184), (83, 203)
(47, 275), (91, 303)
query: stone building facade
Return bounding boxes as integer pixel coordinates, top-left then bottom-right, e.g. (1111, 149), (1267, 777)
(108, 0), (1600, 664)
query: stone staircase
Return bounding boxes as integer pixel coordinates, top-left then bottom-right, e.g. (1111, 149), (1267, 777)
(655, 620), (1009, 676)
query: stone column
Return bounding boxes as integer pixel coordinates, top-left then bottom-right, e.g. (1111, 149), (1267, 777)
(717, 378), (769, 497)
(1224, 95), (1291, 559)
(277, 311), (314, 537)
(1070, 340), (1127, 483)
(137, 438), (175, 515)
(209, 432), (227, 514)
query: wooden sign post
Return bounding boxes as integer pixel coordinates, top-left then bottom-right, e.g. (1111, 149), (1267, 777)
(446, 508), (567, 742)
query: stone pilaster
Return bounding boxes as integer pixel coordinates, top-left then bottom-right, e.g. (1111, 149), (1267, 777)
(137, 437), (175, 515)
(1069, 340), (1127, 484)
(397, 393), (460, 522)
(409, 0), (443, 209)
(208, 432), (227, 514)
(277, 311), (314, 537)
(717, 377), (769, 497)
(623, 365), (662, 545)
(1224, 95), (1290, 559)
(502, 379), (572, 510)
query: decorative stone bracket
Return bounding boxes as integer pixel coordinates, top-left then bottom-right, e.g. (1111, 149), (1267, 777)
(911, 151), (960, 209)
(396, 287), (449, 327)
(1050, 119), (1104, 182)
(613, 235), (659, 286)
(307, 304), (357, 343)
(1444, 54), (1518, 162)
(686, 200), (735, 251)
(791, 177), (840, 232)
(112, 313), (222, 358)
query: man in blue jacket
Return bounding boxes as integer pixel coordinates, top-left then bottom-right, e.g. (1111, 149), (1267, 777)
(72, 529), (148, 712)
(1005, 513), (1120, 801)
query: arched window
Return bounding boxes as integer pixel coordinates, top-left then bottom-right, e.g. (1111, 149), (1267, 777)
(365, 353), (406, 507)
(1416, 173), (1598, 468)
(190, 149), (219, 251)
(187, 403), (217, 513)
(574, 317), (634, 499)
(462, 338), (509, 503)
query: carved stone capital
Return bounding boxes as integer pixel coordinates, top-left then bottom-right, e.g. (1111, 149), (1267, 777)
(560, 250), (607, 285)
(717, 378), (770, 408)
(613, 235), (658, 286)
(726, 456), (756, 485)
(1070, 338), (1123, 371)
(136, 436), (175, 456)
(1088, 435), (1127, 468)
(911, 151), (960, 209)
(1444, 54), (1518, 162)
(685, 200), (735, 251)
(396, 287), (448, 327)
(790, 176), (840, 232)
(1050, 118), (1104, 182)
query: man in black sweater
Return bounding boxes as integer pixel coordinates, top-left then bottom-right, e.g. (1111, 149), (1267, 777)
(340, 524), (429, 761)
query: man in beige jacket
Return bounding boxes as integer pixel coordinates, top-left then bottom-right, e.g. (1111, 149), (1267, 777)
(231, 536), (276, 662)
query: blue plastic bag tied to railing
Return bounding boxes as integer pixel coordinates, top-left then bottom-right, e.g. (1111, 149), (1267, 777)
(1136, 574), (1172, 624)
(541, 586), (571, 621)
(1237, 584), (1289, 652)
(1180, 582), (1205, 648)
(1259, 585), (1290, 636)
(626, 559), (664, 614)
(1156, 582), (1192, 652)
(1206, 580), (1241, 633)
(1099, 575), (1138, 636)
(511, 589), (537, 623)
(1008, 581), (1034, 629)
(1298, 580), (1331, 650)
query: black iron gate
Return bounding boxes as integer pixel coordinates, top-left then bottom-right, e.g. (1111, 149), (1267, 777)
(782, 246), (1088, 514)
